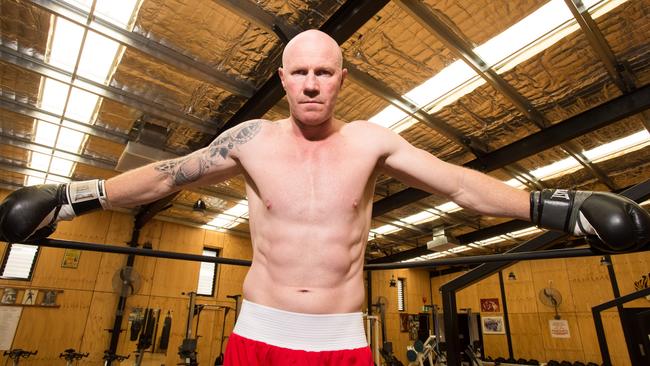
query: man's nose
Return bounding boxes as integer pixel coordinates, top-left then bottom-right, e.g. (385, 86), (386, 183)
(303, 73), (319, 96)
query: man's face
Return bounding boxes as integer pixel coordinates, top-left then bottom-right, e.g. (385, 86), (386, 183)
(279, 36), (347, 127)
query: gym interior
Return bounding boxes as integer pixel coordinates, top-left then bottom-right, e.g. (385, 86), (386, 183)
(1, 0), (650, 365)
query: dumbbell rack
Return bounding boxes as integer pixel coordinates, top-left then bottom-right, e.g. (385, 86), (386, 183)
(3, 349), (37, 366)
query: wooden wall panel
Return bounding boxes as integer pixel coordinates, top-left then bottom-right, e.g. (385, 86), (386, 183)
(94, 212), (134, 293)
(482, 334), (508, 359)
(509, 313), (545, 361)
(0, 242), (6, 271)
(150, 222), (205, 297)
(503, 262), (540, 314)
(567, 256), (613, 312)
(574, 311), (630, 365)
(78, 291), (119, 365)
(612, 251), (650, 307)
(11, 290), (93, 366)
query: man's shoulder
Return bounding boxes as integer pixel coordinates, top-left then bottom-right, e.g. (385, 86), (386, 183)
(343, 119), (399, 139)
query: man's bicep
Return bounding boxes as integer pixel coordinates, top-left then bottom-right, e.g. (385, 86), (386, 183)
(381, 137), (462, 197)
(154, 119), (264, 188)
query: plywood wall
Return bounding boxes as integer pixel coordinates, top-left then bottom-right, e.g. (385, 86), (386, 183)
(428, 251), (650, 366)
(0, 194), (252, 366)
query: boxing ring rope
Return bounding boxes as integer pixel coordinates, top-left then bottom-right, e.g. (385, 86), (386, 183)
(31, 238), (623, 270)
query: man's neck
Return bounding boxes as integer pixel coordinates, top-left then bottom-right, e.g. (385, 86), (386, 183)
(288, 116), (340, 141)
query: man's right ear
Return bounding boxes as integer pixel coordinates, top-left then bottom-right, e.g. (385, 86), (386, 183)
(278, 67), (286, 89)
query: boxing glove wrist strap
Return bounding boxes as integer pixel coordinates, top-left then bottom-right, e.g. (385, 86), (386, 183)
(65, 179), (110, 216)
(530, 189), (595, 236)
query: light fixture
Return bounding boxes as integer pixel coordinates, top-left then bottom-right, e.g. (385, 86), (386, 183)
(193, 199), (206, 212)
(508, 272), (517, 280)
(389, 275), (397, 287)
(600, 256), (611, 266)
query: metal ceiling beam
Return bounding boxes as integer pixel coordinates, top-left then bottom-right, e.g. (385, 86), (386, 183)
(220, 0), (390, 131)
(215, 0), (301, 39)
(0, 161), (70, 181)
(0, 94), (129, 144)
(394, 0), (616, 190)
(0, 45), (217, 135)
(564, 0), (635, 93)
(27, 0), (255, 98)
(563, 0), (650, 132)
(0, 132), (116, 170)
(372, 83), (650, 217)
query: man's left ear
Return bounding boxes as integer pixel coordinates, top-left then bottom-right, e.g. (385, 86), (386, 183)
(340, 68), (348, 87)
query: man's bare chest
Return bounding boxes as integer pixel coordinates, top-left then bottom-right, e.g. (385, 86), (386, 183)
(241, 138), (379, 213)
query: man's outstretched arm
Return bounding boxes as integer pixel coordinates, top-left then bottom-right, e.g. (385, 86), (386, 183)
(380, 130), (529, 220)
(106, 120), (262, 207)
(378, 126), (650, 253)
(0, 120), (264, 243)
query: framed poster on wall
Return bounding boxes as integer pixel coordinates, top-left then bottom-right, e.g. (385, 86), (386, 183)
(480, 298), (500, 312)
(481, 316), (505, 334)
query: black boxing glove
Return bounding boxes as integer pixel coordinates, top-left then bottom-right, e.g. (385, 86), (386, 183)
(0, 179), (109, 243)
(530, 189), (650, 253)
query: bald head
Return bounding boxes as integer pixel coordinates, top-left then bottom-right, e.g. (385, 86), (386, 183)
(282, 30), (343, 69)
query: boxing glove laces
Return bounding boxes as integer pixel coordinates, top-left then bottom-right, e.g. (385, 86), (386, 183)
(0, 179), (109, 243)
(530, 189), (650, 253)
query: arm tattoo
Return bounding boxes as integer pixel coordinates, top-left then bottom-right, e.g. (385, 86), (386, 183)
(154, 120), (263, 186)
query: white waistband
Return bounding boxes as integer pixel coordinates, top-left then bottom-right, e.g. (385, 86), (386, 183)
(232, 300), (368, 351)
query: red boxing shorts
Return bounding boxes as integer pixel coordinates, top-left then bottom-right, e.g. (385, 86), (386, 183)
(224, 300), (372, 366)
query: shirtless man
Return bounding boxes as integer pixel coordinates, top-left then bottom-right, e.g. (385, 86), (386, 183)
(1, 30), (648, 365)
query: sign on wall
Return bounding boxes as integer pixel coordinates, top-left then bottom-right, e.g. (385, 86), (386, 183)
(0, 307), (22, 350)
(549, 319), (571, 338)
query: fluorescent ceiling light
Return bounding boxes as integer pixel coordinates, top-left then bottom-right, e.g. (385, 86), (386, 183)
(49, 157), (74, 176)
(29, 152), (51, 171)
(40, 78), (70, 115)
(224, 201), (249, 217)
(204, 200), (249, 229)
(48, 18), (84, 72)
(56, 127), (85, 153)
(27, 0), (140, 186)
(65, 87), (99, 123)
(369, 106), (408, 129)
(95, 0), (140, 29)
(77, 31), (121, 83)
(371, 224), (401, 236)
(61, 0), (139, 29)
(402, 211), (438, 225)
(584, 130), (650, 162)
(35, 120), (58, 147)
(370, 0), (624, 131)
(25, 176), (44, 187)
(404, 60), (476, 107)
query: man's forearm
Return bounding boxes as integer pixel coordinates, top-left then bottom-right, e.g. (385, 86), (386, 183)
(451, 167), (530, 220)
(104, 161), (179, 208)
